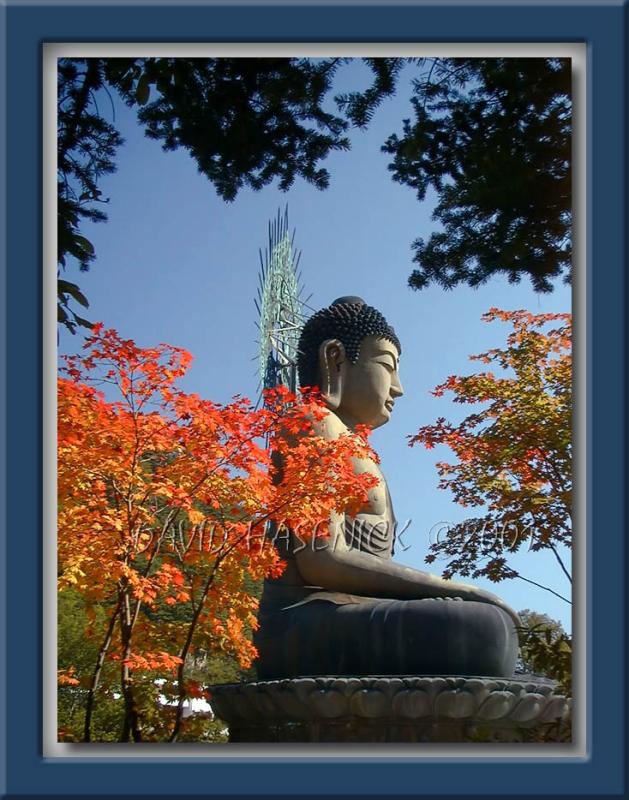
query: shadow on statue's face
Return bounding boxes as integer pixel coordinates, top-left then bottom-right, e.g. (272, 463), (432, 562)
(338, 335), (404, 430)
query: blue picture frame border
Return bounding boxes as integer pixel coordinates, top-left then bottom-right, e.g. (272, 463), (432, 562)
(1, 1), (626, 797)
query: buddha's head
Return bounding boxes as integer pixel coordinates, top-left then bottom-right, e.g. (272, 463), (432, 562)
(297, 296), (404, 429)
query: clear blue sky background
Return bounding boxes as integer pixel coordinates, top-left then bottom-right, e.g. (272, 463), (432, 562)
(58, 60), (572, 631)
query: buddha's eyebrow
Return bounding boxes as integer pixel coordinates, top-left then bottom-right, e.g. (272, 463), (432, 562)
(374, 349), (399, 365)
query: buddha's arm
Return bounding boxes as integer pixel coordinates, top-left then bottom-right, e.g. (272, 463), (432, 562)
(295, 512), (520, 628)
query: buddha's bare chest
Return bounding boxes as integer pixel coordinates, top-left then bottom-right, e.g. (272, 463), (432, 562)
(352, 455), (391, 520)
(320, 411), (393, 523)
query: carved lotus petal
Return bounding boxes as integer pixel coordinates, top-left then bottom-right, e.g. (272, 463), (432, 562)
(375, 677), (404, 699)
(434, 689), (477, 719)
(477, 691), (517, 720)
(510, 693), (546, 722)
(292, 678), (318, 706)
(340, 678), (364, 695)
(539, 696), (570, 723)
(350, 689), (389, 718)
(209, 677), (571, 737)
(250, 687), (282, 717)
(309, 688), (349, 718)
(420, 677), (449, 695)
(273, 686), (312, 720)
(391, 689), (432, 719)
(464, 677), (497, 700)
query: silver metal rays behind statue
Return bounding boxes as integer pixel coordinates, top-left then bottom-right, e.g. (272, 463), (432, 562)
(255, 207), (308, 400)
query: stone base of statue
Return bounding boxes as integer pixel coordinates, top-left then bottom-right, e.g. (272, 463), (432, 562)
(209, 675), (571, 743)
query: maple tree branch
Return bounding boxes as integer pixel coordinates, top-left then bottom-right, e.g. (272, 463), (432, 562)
(60, 349), (362, 741)
(125, 390), (142, 537)
(547, 541), (572, 584)
(168, 488), (310, 742)
(514, 573), (571, 604)
(169, 555), (224, 742)
(83, 597), (120, 742)
(165, 449), (363, 734)
(127, 506), (179, 630)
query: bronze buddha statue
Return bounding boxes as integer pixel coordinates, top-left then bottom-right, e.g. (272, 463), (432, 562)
(255, 297), (519, 679)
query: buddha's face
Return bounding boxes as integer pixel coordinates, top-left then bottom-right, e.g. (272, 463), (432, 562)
(336, 335), (404, 429)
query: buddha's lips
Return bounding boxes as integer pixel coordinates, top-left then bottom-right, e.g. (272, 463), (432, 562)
(385, 401), (395, 412)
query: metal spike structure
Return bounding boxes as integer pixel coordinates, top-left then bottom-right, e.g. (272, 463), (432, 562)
(255, 206), (306, 402)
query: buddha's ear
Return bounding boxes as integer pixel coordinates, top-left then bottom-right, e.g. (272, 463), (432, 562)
(318, 339), (347, 410)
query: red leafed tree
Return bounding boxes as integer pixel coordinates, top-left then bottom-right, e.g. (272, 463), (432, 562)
(58, 325), (377, 742)
(409, 308), (572, 603)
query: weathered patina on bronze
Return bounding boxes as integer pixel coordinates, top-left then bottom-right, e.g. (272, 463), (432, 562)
(255, 297), (519, 680)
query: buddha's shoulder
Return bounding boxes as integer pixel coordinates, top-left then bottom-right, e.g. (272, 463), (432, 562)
(315, 411), (383, 477)
(311, 408), (350, 440)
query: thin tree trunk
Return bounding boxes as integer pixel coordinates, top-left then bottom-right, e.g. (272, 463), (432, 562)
(82, 600), (120, 742)
(167, 503), (296, 741)
(118, 590), (142, 742)
(169, 559), (222, 742)
(159, 480), (295, 742)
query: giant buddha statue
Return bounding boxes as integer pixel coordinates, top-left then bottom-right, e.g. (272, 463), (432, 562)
(255, 297), (519, 680)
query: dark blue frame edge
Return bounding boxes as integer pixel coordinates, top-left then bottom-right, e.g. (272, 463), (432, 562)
(1, 0), (7, 797)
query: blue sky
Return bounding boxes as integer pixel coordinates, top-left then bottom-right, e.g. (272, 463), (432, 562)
(58, 59), (572, 631)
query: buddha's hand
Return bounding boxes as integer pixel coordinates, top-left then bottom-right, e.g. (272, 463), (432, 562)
(446, 582), (521, 629)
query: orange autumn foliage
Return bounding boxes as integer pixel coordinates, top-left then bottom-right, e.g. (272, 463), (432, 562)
(57, 667), (81, 687)
(409, 309), (572, 589)
(58, 325), (376, 741)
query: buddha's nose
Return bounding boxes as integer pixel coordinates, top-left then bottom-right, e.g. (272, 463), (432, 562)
(391, 375), (404, 399)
